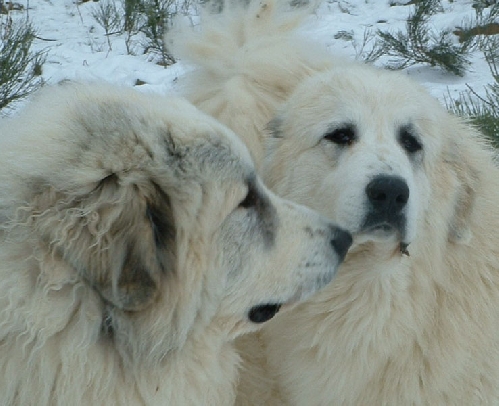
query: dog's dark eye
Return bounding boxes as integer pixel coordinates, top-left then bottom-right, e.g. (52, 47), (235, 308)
(399, 128), (422, 153)
(323, 126), (356, 146)
(239, 186), (259, 209)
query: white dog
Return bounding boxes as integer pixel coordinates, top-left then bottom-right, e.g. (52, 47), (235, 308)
(0, 82), (352, 406)
(172, 2), (499, 404)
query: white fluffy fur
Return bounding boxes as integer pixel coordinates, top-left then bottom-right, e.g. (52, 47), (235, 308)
(0, 82), (349, 405)
(169, 0), (335, 168)
(172, 2), (499, 404)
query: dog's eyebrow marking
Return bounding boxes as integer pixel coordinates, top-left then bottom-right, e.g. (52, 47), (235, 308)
(160, 131), (185, 161)
(266, 116), (284, 138)
(243, 176), (277, 247)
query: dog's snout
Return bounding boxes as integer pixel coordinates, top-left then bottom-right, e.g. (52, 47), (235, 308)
(330, 227), (353, 260)
(366, 175), (409, 213)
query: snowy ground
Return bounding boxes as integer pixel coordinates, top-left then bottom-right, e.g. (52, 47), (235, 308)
(3, 0), (496, 113)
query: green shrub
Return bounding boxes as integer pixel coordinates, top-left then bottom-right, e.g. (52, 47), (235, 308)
(447, 38), (499, 145)
(377, 0), (473, 76)
(93, 0), (193, 66)
(0, 17), (45, 112)
(139, 0), (178, 66)
(92, 0), (122, 52)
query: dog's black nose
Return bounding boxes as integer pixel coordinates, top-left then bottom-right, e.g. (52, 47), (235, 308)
(330, 228), (353, 260)
(366, 175), (409, 214)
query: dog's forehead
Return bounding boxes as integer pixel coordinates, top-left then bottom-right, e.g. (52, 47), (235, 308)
(295, 67), (430, 113)
(281, 67), (443, 146)
(5, 84), (257, 192)
(173, 138), (254, 183)
(67, 92), (253, 171)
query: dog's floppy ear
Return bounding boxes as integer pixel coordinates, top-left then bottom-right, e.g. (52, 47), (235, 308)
(31, 175), (176, 312)
(97, 234), (162, 312)
(87, 179), (176, 312)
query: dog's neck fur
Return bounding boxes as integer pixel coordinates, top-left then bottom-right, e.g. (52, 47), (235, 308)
(0, 244), (241, 406)
(258, 158), (499, 405)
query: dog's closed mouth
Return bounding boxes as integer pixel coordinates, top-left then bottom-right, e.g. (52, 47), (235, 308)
(368, 223), (397, 234)
(248, 303), (282, 323)
(361, 221), (405, 240)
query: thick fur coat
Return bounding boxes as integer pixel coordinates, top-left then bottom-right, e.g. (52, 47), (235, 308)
(172, 2), (499, 404)
(0, 83), (350, 405)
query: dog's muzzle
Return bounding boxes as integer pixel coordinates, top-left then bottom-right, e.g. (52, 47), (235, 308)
(247, 227), (353, 324)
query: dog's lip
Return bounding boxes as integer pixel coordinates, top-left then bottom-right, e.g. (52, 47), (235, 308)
(248, 303), (282, 324)
(357, 222), (405, 241)
(352, 225), (411, 254)
(365, 223), (398, 234)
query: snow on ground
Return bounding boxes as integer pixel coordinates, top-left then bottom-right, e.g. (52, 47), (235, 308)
(26, 0), (184, 96)
(4, 0), (496, 112)
(304, 0), (494, 100)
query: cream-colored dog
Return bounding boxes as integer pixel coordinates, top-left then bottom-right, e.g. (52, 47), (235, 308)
(172, 2), (499, 404)
(0, 82), (352, 405)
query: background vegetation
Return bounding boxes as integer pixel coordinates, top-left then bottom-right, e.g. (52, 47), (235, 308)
(0, 0), (498, 145)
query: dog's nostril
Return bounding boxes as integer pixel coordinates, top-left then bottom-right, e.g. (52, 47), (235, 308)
(396, 193), (408, 205)
(330, 228), (353, 260)
(370, 191), (387, 202)
(366, 175), (409, 212)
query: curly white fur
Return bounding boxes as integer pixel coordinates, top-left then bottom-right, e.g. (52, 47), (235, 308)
(0, 83), (349, 405)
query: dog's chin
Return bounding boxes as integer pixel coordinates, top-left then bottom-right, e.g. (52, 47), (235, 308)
(352, 224), (411, 255)
(356, 223), (403, 242)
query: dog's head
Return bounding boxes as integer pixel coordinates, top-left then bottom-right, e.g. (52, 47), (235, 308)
(0, 83), (351, 361)
(264, 65), (485, 258)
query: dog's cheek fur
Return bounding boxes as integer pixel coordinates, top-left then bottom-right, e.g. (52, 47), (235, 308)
(441, 123), (485, 244)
